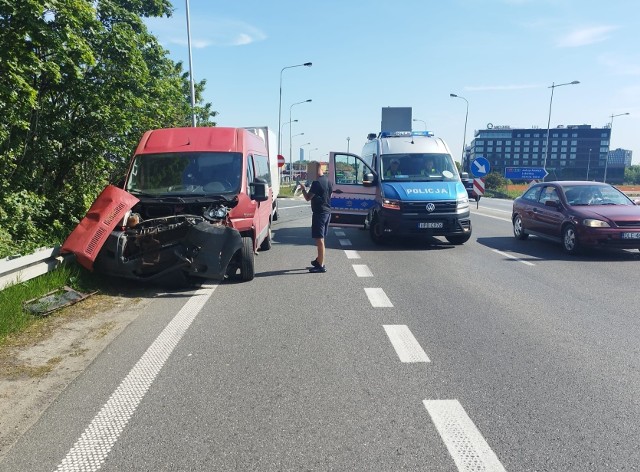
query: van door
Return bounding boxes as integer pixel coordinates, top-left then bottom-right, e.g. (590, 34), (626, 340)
(328, 152), (377, 227)
(250, 153), (272, 246)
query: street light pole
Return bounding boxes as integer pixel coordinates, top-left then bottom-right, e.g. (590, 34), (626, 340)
(544, 81), (580, 179)
(450, 94), (469, 170)
(289, 99), (312, 181)
(185, 0), (196, 127)
(278, 62), (312, 155)
(604, 112), (630, 183)
(413, 118), (427, 130)
(309, 147), (318, 160)
(290, 133), (305, 180)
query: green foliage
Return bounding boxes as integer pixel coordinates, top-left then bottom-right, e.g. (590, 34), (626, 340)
(624, 165), (640, 185)
(484, 171), (509, 190)
(0, 0), (218, 259)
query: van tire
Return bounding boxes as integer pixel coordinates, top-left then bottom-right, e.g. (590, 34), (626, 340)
(370, 215), (387, 245)
(240, 236), (255, 281)
(273, 201), (279, 221)
(445, 233), (471, 245)
(260, 225), (272, 251)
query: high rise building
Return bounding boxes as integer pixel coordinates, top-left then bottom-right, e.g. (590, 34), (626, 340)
(465, 124), (626, 184)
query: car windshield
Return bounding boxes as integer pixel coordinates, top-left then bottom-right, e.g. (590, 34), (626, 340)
(380, 153), (459, 182)
(562, 184), (633, 206)
(125, 152), (242, 196)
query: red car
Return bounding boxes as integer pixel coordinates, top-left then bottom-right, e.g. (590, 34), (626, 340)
(512, 181), (640, 254)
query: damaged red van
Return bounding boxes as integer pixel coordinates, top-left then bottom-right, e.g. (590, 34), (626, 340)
(62, 127), (274, 284)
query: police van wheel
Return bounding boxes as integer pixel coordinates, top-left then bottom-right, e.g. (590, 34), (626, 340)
(240, 236), (255, 281)
(445, 233), (471, 245)
(370, 216), (386, 245)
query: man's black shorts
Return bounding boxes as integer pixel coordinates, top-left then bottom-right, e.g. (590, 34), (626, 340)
(311, 212), (331, 239)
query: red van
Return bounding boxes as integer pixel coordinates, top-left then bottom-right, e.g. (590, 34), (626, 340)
(62, 127), (274, 284)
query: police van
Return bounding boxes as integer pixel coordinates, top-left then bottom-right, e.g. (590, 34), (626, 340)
(328, 130), (472, 244)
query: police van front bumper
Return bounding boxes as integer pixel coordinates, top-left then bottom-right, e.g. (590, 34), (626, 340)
(377, 200), (471, 237)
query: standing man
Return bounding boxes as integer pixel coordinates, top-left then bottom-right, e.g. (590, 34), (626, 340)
(299, 161), (332, 273)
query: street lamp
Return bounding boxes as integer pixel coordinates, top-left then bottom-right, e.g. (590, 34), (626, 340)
(289, 99), (312, 178)
(604, 112), (630, 183)
(544, 80), (580, 178)
(278, 62), (312, 155)
(450, 94), (469, 169)
(309, 147), (319, 160)
(281, 119), (298, 139)
(185, 0), (196, 127)
(586, 148), (592, 181)
(413, 118), (427, 130)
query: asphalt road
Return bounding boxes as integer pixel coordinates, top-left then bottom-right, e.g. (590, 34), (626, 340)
(1, 197), (639, 471)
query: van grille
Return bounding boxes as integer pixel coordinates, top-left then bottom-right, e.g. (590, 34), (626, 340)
(402, 200), (457, 214)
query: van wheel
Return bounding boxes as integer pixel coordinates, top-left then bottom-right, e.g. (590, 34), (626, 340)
(240, 236), (255, 281)
(259, 225), (272, 251)
(369, 215), (386, 245)
(273, 201), (279, 221)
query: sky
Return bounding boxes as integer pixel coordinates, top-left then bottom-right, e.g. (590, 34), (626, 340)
(144, 0), (640, 166)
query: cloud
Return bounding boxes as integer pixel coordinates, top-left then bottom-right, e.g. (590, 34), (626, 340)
(598, 53), (640, 76)
(147, 17), (267, 48)
(556, 25), (619, 47)
(465, 84), (542, 91)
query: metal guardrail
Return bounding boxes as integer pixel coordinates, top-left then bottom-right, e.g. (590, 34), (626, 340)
(0, 246), (72, 290)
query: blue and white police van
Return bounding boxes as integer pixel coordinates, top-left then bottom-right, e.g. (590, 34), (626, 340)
(328, 130), (472, 244)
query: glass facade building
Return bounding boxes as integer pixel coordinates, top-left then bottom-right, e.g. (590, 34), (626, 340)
(464, 124), (630, 184)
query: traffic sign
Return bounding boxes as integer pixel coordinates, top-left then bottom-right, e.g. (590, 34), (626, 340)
(473, 178), (485, 196)
(471, 157), (490, 177)
(277, 154), (285, 168)
(504, 167), (548, 181)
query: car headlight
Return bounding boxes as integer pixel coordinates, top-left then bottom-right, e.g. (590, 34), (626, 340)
(583, 218), (610, 227)
(382, 198), (401, 210)
(457, 196), (469, 209)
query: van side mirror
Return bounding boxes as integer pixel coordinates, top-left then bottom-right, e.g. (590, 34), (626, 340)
(363, 172), (376, 187)
(461, 172), (469, 179)
(250, 180), (269, 202)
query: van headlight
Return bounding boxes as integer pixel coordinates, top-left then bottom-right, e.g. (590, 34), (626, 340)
(382, 198), (401, 210)
(457, 196), (469, 210)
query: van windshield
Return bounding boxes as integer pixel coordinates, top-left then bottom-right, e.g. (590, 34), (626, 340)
(126, 152), (242, 195)
(380, 153), (459, 182)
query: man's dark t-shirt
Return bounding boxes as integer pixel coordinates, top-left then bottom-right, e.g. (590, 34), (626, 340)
(309, 175), (332, 214)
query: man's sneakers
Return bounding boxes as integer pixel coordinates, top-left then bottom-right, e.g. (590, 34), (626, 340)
(309, 265), (327, 273)
(311, 258), (321, 268)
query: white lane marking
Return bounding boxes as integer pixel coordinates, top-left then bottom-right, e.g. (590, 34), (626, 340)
(56, 285), (217, 472)
(344, 250), (361, 259)
(364, 288), (393, 307)
(472, 212), (511, 223)
(383, 325), (430, 363)
(424, 399), (507, 472)
(352, 264), (373, 277)
(339, 239), (352, 246)
(332, 226), (343, 230)
(279, 204), (309, 209)
(335, 231), (346, 237)
(492, 249), (535, 266)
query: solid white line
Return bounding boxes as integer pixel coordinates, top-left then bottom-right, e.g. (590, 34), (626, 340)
(344, 250), (361, 259)
(352, 264), (373, 277)
(493, 249), (535, 266)
(55, 285), (217, 472)
(279, 204), (309, 209)
(472, 212), (511, 223)
(335, 231), (346, 237)
(364, 288), (393, 307)
(339, 239), (352, 246)
(383, 325), (430, 362)
(423, 399), (507, 472)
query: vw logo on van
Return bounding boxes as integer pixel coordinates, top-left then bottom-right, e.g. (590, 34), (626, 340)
(425, 203), (436, 213)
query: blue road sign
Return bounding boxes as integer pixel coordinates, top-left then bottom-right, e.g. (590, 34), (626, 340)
(471, 157), (491, 177)
(504, 167), (549, 181)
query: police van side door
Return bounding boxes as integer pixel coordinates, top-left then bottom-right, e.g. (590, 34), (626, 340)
(328, 152), (377, 227)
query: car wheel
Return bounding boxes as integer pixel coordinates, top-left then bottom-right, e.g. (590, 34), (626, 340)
(369, 215), (386, 245)
(240, 236), (255, 281)
(562, 224), (580, 255)
(259, 225), (272, 251)
(513, 215), (529, 240)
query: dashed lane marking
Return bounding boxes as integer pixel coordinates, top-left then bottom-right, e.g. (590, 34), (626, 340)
(352, 264), (373, 277)
(335, 231), (346, 237)
(364, 288), (393, 307)
(492, 249), (535, 266)
(423, 399), (507, 472)
(339, 239), (352, 246)
(55, 285), (217, 472)
(344, 250), (361, 259)
(383, 325), (430, 362)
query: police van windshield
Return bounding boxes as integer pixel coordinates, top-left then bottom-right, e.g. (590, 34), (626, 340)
(381, 153), (459, 182)
(126, 152), (243, 196)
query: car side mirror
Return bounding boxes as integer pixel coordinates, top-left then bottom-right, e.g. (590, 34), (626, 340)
(250, 180), (269, 202)
(544, 200), (560, 209)
(363, 172), (376, 187)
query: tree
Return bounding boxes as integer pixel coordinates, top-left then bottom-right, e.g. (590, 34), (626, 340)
(0, 0), (217, 257)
